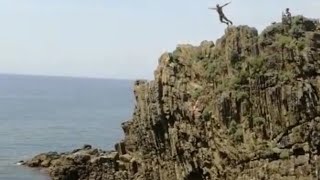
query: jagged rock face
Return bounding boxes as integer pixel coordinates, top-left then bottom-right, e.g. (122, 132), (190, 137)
(121, 16), (320, 180)
(24, 16), (320, 180)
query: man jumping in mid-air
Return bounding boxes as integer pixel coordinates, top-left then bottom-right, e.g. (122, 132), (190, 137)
(209, 2), (233, 25)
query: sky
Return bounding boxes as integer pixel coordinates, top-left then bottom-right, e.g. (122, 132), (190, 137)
(0, 0), (319, 80)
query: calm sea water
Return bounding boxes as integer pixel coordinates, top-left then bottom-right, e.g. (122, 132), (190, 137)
(0, 74), (135, 180)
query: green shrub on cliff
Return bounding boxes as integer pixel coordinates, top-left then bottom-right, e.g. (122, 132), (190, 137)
(275, 34), (294, 48)
(204, 61), (218, 79)
(279, 70), (295, 82)
(228, 120), (244, 143)
(230, 51), (242, 70)
(238, 70), (250, 85)
(248, 56), (267, 76)
(234, 128), (244, 143)
(294, 38), (307, 51)
(202, 106), (213, 121)
(191, 87), (203, 99)
(253, 117), (266, 126)
(275, 34), (307, 52)
(236, 91), (249, 102)
(228, 120), (238, 134)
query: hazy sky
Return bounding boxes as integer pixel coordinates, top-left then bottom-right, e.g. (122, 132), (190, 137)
(0, 0), (319, 79)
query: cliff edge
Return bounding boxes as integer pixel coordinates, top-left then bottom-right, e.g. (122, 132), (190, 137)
(24, 16), (320, 180)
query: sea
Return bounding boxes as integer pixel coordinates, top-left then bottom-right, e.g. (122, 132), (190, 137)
(0, 74), (135, 180)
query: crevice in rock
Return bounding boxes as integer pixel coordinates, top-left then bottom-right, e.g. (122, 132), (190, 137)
(185, 169), (204, 180)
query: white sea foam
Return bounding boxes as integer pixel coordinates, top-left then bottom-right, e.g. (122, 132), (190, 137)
(16, 162), (23, 166)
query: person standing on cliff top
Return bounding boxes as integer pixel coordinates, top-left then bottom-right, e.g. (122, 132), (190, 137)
(282, 8), (292, 26)
(285, 8), (292, 25)
(209, 2), (233, 26)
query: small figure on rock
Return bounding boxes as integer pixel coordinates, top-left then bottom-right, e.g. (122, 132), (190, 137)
(282, 8), (292, 25)
(285, 8), (291, 18)
(209, 2), (233, 26)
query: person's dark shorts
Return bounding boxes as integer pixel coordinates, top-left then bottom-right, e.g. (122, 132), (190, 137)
(219, 15), (226, 21)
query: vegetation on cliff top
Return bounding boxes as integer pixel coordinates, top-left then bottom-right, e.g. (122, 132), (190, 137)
(168, 15), (320, 146)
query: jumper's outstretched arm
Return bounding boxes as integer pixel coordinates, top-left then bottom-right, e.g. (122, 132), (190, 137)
(208, 7), (217, 10)
(221, 2), (231, 8)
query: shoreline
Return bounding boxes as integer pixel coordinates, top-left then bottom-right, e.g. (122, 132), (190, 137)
(22, 145), (121, 180)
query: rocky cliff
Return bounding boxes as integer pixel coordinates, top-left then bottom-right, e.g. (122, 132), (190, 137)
(24, 16), (320, 180)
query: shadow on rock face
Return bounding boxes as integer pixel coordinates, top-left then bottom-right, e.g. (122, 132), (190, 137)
(185, 170), (204, 180)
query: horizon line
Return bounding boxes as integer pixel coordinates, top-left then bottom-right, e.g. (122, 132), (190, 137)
(0, 72), (147, 81)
